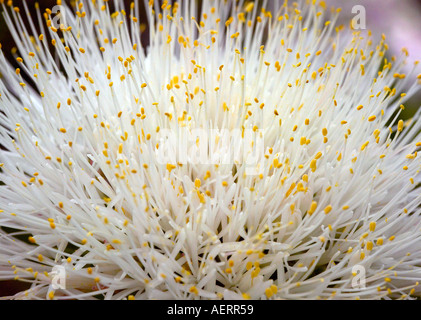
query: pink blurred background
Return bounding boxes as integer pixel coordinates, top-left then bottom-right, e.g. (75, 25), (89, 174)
(326, 0), (421, 116)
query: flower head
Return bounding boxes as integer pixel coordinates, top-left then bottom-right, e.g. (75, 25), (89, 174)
(0, 0), (421, 300)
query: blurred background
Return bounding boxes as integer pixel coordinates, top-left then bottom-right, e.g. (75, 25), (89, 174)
(1, 0), (421, 297)
(325, 0), (421, 118)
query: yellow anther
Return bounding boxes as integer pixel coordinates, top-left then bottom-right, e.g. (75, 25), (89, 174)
(189, 286), (199, 295)
(245, 2), (254, 12)
(195, 178), (201, 188)
(310, 159), (317, 172)
(375, 237), (383, 246)
(308, 201), (317, 215)
(324, 205), (332, 214)
(397, 120), (404, 132)
(361, 141), (369, 151)
(167, 163), (176, 172)
(265, 287), (274, 298)
(251, 267), (260, 278)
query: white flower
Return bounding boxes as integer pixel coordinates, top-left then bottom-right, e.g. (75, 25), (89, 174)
(0, 0), (421, 300)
